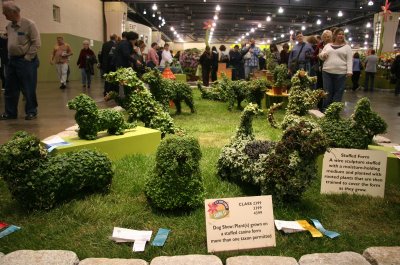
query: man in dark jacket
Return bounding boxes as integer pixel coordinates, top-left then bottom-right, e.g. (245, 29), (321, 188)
(391, 54), (400, 97)
(100, 34), (117, 96)
(114, 31), (138, 69)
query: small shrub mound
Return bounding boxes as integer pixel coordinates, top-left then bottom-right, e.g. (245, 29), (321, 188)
(0, 131), (113, 210)
(145, 135), (204, 210)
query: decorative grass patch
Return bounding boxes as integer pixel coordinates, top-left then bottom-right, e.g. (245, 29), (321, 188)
(0, 89), (399, 262)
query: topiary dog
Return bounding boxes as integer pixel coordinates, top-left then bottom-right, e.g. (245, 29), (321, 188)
(0, 131), (113, 210)
(68, 94), (135, 140)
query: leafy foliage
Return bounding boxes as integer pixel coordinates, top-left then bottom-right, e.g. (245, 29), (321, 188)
(104, 68), (179, 137)
(273, 64), (290, 88)
(68, 94), (135, 140)
(319, 97), (387, 149)
(142, 68), (195, 114)
(268, 70), (326, 128)
(0, 131), (113, 210)
(217, 104), (328, 202)
(198, 74), (271, 110)
(145, 135), (204, 210)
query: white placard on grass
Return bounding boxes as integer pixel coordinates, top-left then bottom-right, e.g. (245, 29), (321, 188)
(205, 195), (275, 252)
(321, 148), (387, 198)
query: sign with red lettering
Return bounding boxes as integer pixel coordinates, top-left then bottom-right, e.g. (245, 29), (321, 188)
(205, 195), (275, 252)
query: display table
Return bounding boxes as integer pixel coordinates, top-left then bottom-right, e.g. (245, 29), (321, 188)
(51, 126), (161, 161)
(175, 74), (187, 82)
(265, 90), (289, 108)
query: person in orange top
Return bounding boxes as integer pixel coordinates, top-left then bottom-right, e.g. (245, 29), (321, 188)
(51, 36), (73, 89)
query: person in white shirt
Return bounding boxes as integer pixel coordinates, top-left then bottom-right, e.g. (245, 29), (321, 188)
(160, 43), (173, 67)
(319, 28), (352, 112)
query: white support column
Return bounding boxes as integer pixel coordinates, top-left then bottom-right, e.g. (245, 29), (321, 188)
(373, 12), (399, 53)
(104, 2), (128, 38)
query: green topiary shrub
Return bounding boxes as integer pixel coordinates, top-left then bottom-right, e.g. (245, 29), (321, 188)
(145, 135), (204, 210)
(217, 104), (328, 202)
(0, 131), (113, 210)
(319, 97), (387, 149)
(104, 68), (180, 137)
(142, 68), (195, 114)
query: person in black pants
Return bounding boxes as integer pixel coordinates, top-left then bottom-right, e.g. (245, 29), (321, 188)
(211, 46), (218, 82)
(199, 46), (212, 86)
(229, 45), (242, 80)
(391, 54), (400, 96)
(0, 34), (8, 90)
(100, 34), (118, 96)
(352, 52), (362, 91)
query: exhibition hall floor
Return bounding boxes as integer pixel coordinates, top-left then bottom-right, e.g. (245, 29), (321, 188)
(0, 77), (399, 145)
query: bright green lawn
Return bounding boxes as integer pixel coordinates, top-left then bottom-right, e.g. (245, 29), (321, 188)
(0, 89), (399, 262)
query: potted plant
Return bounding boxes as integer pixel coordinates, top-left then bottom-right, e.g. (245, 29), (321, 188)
(272, 64), (289, 95)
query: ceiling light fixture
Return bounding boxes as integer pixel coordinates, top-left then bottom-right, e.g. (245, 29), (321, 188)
(250, 28), (255, 32)
(216, 5), (221, 11)
(366, 22), (371, 28)
(364, 41), (368, 45)
(338, 11), (343, 17)
(158, 16), (162, 20)
(368, 1), (373, 6)
(289, 30), (294, 35)
(351, 43), (354, 47)
(152, 13), (155, 17)
(349, 37), (352, 41)
(365, 34), (369, 38)
(246, 32), (249, 36)
(280, 34), (284, 38)
(344, 28), (349, 33)
(278, 7), (284, 13)
(258, 23), (262, 28)
(170, 27), (174, 31)
(267, 39), (271, 43)
(266, 16), (271, 22)
(143, 9), (146, 15)
(213, 15), (218, 20)
(152, 4), (157, 11)
(273, 37), (277, 40)
(394, 43), (397, 47)
(212, 22), (216, 27)
(301, 25), (306, 30)
(316, 19), (321, 25)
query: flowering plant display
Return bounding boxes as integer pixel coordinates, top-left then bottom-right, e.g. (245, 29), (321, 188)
(179, 48), (201, 76)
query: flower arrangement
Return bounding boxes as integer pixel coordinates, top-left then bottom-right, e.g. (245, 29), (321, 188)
(179, 48), (201, 76)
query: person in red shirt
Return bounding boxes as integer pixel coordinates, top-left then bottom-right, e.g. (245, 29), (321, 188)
(76, 40), (96, 88)
(146, 42), (159, 68)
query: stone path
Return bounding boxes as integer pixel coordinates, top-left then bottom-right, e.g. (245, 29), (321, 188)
(0, 247), (399, 265)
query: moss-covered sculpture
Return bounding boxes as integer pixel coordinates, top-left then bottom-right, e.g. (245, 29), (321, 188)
(198, 73), (271, 110)
(217, 104), (328, 202)
(268, 70), (326, 128)
(104, 68), (180, 137)
(145, 135), (204, 210)
(0, 131), (113, 210)
(142, 68), (195, 114)
(319, 97), (387, 149)
(68, 94), (135, 140)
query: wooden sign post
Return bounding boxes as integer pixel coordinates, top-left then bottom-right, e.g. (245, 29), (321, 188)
(204, 195), (276, 252)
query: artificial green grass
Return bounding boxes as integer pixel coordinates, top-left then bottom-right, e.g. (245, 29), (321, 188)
(0, 89), (399, 262)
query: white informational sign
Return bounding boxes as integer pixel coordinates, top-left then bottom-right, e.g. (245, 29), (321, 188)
(205, 195), (276, 253)
(321, 148), (387, 198)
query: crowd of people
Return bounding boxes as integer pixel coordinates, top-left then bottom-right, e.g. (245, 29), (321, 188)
(0, 0), (399, 121)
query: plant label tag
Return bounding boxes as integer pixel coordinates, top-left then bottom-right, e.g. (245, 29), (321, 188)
(205, 195), (275, 252)
(321, 148), (387, 198)
(111, 227), (152, 241)
(132, 240), (147, 252)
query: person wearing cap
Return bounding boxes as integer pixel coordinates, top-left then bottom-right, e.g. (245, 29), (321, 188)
(288, 31), (314, 75)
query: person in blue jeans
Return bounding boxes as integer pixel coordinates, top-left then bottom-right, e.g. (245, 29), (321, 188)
(0, 1), (41, 121)
(319, 28), (352, 112)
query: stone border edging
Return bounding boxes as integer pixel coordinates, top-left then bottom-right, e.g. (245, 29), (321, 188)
(1, 247), (400, 265)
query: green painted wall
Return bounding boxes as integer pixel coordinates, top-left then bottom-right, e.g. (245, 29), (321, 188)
(38, 33), (102, 82)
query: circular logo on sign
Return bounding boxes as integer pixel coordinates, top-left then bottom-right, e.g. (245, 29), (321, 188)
(208, 200), (229, 219)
